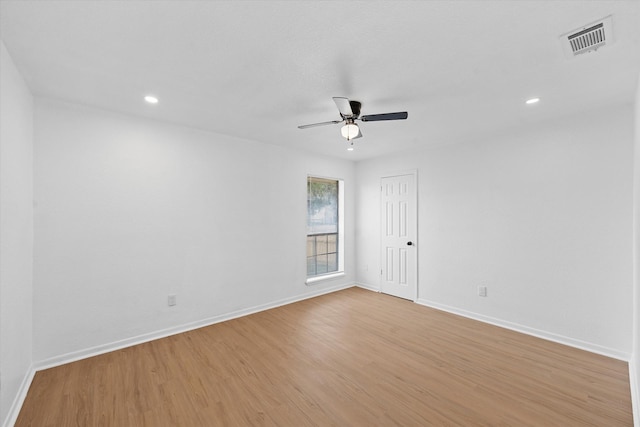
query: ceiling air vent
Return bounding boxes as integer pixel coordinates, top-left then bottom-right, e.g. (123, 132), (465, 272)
(560, 15), (613, 58)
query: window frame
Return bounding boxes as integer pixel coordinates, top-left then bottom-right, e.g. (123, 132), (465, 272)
(305, 176), (345, 285)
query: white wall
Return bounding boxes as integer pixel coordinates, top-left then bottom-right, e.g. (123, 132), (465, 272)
(0, 41), (34, 425)
(33, 98), (355, 363)
(632, 73), (640, 426)
(356, 105), (634, 358)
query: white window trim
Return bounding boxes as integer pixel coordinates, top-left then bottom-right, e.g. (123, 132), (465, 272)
(306, 178), (345, 285)
(305, 271), (345, 285)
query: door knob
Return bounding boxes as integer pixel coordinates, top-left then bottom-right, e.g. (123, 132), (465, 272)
(407, 241), (413, 246)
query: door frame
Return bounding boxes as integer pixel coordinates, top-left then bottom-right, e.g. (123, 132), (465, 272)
(380, 169), (418, 302)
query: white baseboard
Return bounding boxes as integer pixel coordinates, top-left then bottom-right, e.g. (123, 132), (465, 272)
(2, 364), (36, 427)
(416, 298), (630, 361)
(354, 282), (380, 292)
(630, 359), (640, 427)
(35, 282), (355, 371)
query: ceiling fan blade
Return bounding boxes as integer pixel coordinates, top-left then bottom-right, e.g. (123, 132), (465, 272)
(360, 112), (408, 122)
(333, 97), (353, 117)
(349, 100), (362, 118)
(298, 120), (342, 129)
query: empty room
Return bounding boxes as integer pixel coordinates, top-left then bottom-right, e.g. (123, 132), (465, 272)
(1, 0), (640, 426)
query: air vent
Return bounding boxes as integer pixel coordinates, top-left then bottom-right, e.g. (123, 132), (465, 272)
(560, 15), (613, 58)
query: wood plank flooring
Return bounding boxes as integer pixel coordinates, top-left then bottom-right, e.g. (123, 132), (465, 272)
(16, 287), (632, 426)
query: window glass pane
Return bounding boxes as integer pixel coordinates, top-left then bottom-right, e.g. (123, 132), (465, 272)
(315, 234), (327, 256)
(307, 176), (341, 279)
(316, 254), (328, 274)
(308, 178), (338, 235)
(327, 253), (338, 272)
(327, 234), (337, 254)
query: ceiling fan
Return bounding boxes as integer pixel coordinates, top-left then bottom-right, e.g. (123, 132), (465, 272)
(298, 97), (408, 142)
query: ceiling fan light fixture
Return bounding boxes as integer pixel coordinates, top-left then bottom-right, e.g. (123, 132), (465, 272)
(341, 123), (359, 140)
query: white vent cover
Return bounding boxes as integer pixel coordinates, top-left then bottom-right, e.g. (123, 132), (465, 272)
(560, 15), (613, 58)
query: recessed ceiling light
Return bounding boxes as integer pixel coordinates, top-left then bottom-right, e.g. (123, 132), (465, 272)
(525, 97), (540, 105)
(144, 95), (159, 104)
(347, 147), (354, 151)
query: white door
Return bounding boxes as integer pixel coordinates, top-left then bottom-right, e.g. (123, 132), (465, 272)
(380, 173), (417, 300)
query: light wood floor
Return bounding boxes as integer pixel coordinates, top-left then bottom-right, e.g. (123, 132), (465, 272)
(17, 287), (632, 426)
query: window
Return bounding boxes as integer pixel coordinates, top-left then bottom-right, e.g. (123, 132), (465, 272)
(307, 176), (344, 282)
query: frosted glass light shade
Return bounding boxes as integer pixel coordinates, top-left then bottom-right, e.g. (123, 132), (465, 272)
(341, 123), (359, 140)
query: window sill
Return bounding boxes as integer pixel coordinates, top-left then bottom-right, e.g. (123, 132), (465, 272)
(305, 271), (345, 285)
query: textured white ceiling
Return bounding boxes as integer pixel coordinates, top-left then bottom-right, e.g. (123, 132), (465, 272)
(1, 1), (639, 160)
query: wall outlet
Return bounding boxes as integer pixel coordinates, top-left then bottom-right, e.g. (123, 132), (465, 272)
(168, 294), (177, 306)
(478, 286), (487, 297)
